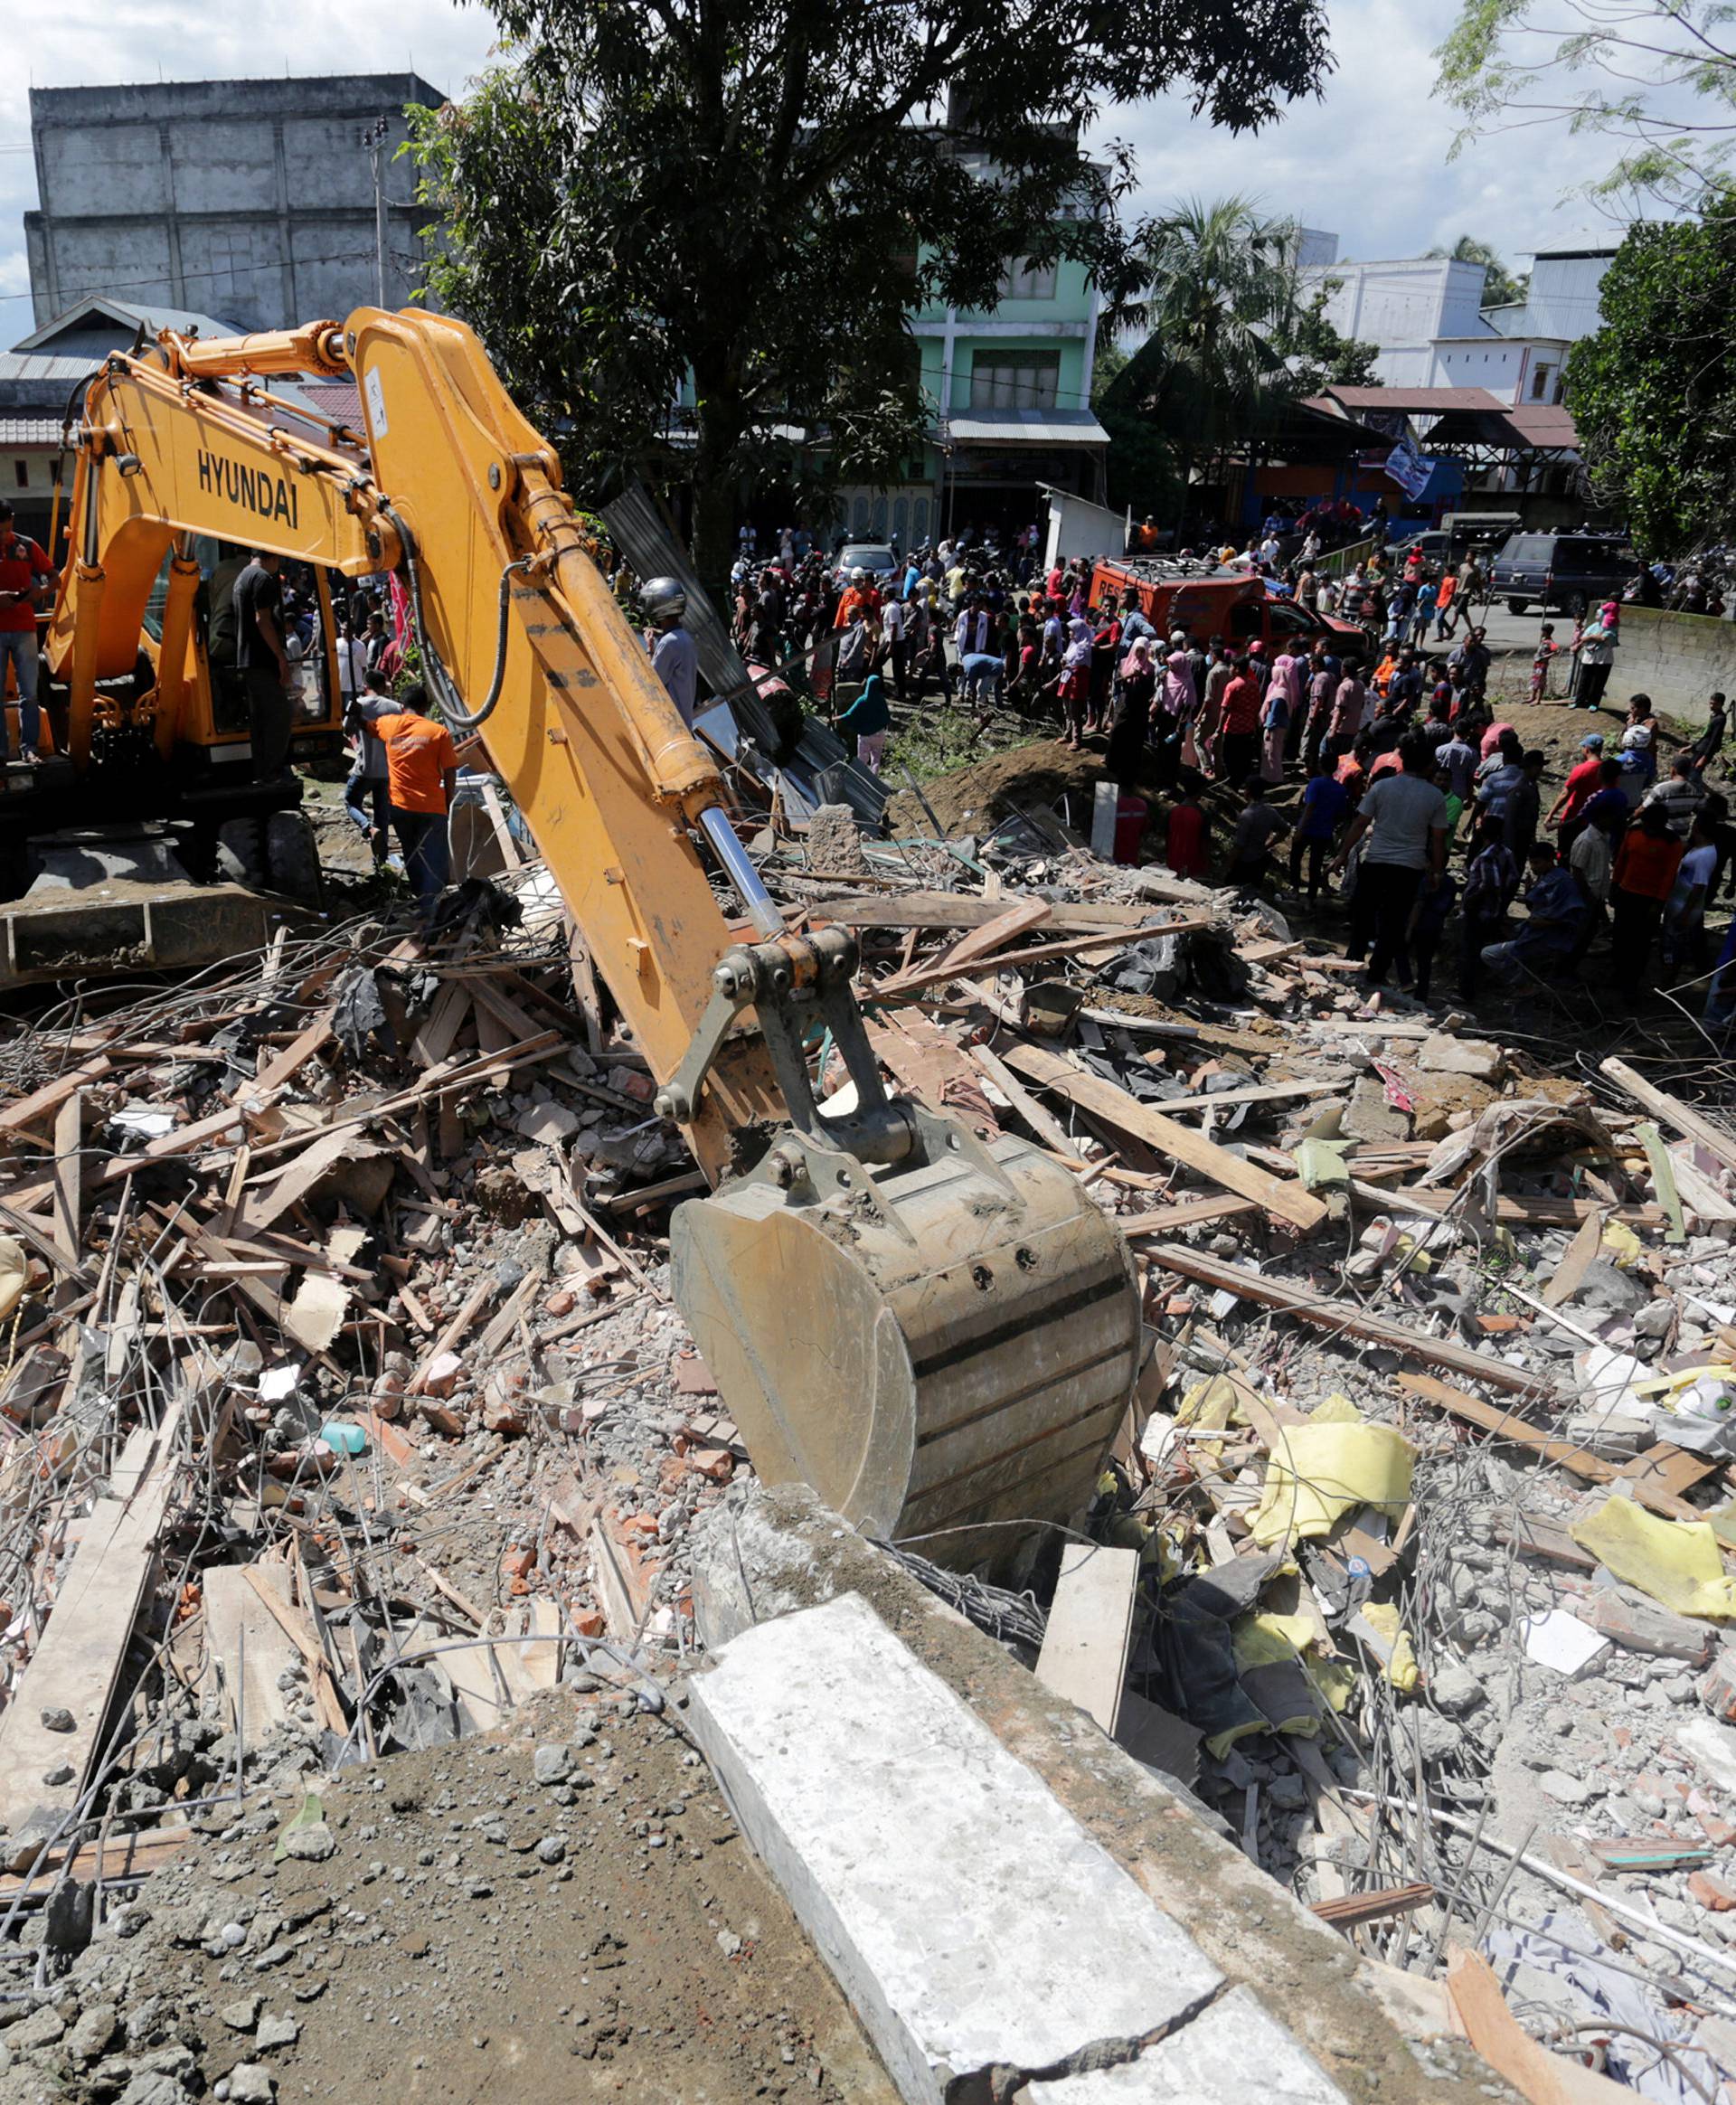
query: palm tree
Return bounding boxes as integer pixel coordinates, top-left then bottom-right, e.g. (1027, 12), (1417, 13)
(1425, 235), (1528, 310)
(1106, 195), (1303, 533)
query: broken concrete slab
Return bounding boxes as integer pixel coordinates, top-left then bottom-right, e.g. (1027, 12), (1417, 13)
(1023, 1987), (1346, 2103)
(687, 1590), (1226, 2105)
(1416, 1034), (1506, 1083)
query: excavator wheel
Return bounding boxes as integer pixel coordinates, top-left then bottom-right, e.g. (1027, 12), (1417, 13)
(671, 1130), (1140, 1573)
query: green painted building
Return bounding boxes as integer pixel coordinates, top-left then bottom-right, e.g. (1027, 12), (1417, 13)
(835, 248), (1108, 550)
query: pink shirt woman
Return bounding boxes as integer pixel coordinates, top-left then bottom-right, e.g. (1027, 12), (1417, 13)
(1160, 648), (1198, 719)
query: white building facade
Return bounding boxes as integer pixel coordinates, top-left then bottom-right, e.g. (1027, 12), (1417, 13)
(1296, 241), (1618, 409)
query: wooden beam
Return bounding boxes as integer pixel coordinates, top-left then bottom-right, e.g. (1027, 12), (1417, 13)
(810, 892), (1188, 936)
(1601, 1057), (1736, 1180)
(1144, 1244), (1545, 1395)
(1004, 1044), (1327, 1232)
(1396, 1373), (1702, 1521)
(875, 916), (1219, 1003)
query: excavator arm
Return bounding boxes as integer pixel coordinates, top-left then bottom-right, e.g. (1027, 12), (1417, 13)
(52, 307), (1141, 1569)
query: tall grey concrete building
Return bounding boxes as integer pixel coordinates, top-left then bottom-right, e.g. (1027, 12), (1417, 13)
(24, 74), (446, 335)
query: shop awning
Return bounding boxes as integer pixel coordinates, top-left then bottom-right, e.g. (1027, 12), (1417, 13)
(940, 408), (1109, 447)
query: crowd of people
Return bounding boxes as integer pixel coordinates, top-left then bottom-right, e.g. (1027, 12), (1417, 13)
(718, 518), (1734, 1018)
(1146, 640), (1731, 1017)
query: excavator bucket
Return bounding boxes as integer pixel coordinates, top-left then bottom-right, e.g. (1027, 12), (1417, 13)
(671, 1130), (1141, 1572)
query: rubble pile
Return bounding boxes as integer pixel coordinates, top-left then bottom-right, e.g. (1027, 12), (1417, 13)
(6, 779), (1736, 2100)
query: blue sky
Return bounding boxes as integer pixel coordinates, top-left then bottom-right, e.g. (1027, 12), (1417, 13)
(0, 0), (1628, 335)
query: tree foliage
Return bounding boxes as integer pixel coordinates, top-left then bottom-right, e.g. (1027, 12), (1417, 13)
(1270, 284), (1382, 390)
(409, 0), (1333, 578)
(1435, 0), (1736, 210)
(1564, 202), (1736, 555)
(1099, 197), (1378, 515)
(1424, 233), (1527, 310)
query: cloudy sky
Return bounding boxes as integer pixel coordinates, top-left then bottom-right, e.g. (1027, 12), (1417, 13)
(0, 0), (1625, 334)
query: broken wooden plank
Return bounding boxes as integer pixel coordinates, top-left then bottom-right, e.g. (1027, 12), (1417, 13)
(1601, 1058), (1736, 1182)
(1143, 1245), (1543, 1395)
(1396, 1373), (1702, 1520)
(410, 1273), (499, 1394)
(968, 1043), (1087, 1164)
(1034, 1543), (1139, 1737)
(811, 892), (1184, 937)
(1005, 1044), (1327, 1233)
(0, 1822), (191, 1900)
(248, 1009), (335, 1096)
(50, 1091), (83, 1284)
(1131, 1074), (1352, 1120)
(203, 1563), (302, 1736)
(1312, 1883), (1435, 1930)
(0, 1407), (184, 1861)
(1445, 1946), (1631, 2105)
(878, 915), (1219, 1003)
(240, 1568), (347, 1733)
(1541, 1210), (1605, 1309)
(879, 897), (1052, 992)
(1, 1055), (115, 1145)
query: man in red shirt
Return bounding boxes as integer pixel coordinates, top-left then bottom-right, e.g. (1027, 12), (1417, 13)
(1218, 657), (1262, 788)
(1546, 732), (1607, 845)
(355, 681), (459, 906)
(1610, 804), (1685, 999)
(0, 500), (57, 762)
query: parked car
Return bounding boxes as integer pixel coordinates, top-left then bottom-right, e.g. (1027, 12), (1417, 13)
(834, 543), (900, 590)
(1489, 532), (1640, 617)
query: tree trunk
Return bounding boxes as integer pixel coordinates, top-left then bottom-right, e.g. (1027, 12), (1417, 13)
(692, 374), (746, 598)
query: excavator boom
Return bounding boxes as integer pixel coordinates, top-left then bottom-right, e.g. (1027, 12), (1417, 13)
(46, 307), (1141, 1568)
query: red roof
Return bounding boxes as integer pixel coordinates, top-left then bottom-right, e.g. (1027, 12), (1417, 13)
(1501, 404), (1579, 448)
(1320, 385), (1508, 414)
(294, 380), (366, 433)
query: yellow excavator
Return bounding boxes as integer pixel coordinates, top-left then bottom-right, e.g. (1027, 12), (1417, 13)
(30, 307), (1142, 1566)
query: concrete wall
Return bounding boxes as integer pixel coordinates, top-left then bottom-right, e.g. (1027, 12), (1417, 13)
(24, 75), (444, 332)
(1602, 605), (1736, 728)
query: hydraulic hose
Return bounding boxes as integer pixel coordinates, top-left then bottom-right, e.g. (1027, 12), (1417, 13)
(380, 501), (528, 734)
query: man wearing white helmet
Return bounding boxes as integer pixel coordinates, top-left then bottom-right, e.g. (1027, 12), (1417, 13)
(640, 576), (697, 728)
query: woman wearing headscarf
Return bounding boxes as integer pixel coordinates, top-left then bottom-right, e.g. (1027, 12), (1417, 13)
(1153, 647), (1197, 789)
(1108, 635), (1156, 786)
(1263, 647), (1302, 782)
(835, 670), (892, 773)
(1089, 604), (1123, 736)
(1059, 618), (1094, 750)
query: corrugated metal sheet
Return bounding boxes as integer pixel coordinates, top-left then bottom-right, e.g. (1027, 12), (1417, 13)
(601, 486), (888, 827)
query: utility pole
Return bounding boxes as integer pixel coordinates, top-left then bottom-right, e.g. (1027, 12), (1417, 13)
(359, 117), (391, 306)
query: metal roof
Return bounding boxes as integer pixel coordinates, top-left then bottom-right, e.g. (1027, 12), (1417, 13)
(0, 354), (95, 382)
(940, 408), (1109, 446)
(1500, 404), (1579, 448)
(1317, 385), (1510, 414)
(14, 296), (246, 353)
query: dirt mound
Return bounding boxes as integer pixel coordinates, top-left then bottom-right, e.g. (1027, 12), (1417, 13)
(888, 736), (1106, 838)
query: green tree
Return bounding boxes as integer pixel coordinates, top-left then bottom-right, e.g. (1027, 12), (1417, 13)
(1424, 234), (1528, 310)
(1102, 197), (1366, 526)
(1435, 0), (1736, 210)
(1269, 284), (1382, 391)
(410, 1), (1333, 582)
(1564, 202), (1736, 555)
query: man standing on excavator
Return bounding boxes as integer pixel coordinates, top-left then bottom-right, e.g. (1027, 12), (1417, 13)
(0, 499), (56, 763)
(231, 549), (295, 781)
